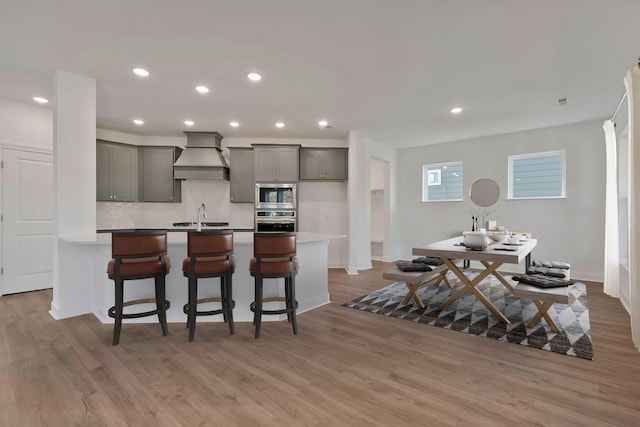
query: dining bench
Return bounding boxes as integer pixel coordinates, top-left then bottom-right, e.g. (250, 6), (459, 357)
(383, 263), (451, 309)
(511, 280), (570, 333)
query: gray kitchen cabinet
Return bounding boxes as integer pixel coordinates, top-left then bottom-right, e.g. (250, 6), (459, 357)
(299, 148), (348, 181)
(253, 144), (299, 182)
(229, 147), (255, 203)
(138, 146), (183, 202)
(96, 140), (138, 202)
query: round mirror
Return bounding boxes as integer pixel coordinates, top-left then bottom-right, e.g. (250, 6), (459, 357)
(469, 178), (500, 207)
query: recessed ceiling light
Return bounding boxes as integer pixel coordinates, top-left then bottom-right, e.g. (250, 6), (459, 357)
(33, 96), (48, 104)
(275, 122), (285, 128)
(248, 72), (262, 82)
(133, 119), (144, 125)
(184, 120), (194, 126)
(132, 68), (149, 77)
(318, 120), (329, 127)
(450, 107), (463, 114)
(195, 85), (210, 94)
(229, 121), (239, 128)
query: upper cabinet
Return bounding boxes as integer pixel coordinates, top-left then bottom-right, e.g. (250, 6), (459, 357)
(299, 148), (348, 181)
(229, 147), (255, 203)
(253, 144), (300, 182)
(138, 146), (183, 202)
(97, 140), (138, 202)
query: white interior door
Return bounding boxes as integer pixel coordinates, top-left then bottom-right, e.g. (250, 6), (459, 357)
(1, 148), (53, 295)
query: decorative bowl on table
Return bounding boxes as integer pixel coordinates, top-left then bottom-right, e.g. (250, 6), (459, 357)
(464, 231), (491, 250)
(488, 231), (509, 243)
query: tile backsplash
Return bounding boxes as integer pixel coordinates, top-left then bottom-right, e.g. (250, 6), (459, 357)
(97, 180), (254, 229)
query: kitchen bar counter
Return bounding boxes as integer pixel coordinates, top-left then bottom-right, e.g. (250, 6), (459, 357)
(96, 226), (255, 233)
(51, 232), (345, 326)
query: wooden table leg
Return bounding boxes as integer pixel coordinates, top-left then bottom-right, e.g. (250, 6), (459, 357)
(401, 269), (452, 309)
(402, 281), (426, 309)
(440, 269), (453, 289)
(480, 261), (514, 292)
(529, 300), (560, 333)
(440, 258), (510, 324)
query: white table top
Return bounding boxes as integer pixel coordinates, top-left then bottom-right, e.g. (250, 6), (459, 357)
(412, 236), (537, 265)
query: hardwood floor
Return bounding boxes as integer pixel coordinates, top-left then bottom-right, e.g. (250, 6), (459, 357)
(1, 261), (639, 426)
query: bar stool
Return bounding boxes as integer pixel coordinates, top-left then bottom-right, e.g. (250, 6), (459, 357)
(182, 230), (235, 341)
(249, 232), (298, 339)
(107, 231), (171, 346)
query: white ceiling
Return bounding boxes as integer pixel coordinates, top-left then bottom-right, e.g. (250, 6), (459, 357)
(0, 0), (639, 148)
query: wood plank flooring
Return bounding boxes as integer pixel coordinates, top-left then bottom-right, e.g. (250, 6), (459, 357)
(1, 261), (640, 426)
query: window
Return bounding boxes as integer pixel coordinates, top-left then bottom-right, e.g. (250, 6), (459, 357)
(508, 150), (565, 199)
(422, 161), (463, 202)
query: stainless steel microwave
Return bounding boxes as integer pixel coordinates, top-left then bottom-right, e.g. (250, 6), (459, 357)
(255, 183), (296, 209)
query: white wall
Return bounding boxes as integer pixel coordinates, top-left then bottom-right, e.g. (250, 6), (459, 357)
(394, 120), (606, 281)
(370, 157), (386, 243)
(347, 132), (399, 273)
(0, 98), (52, 149)
(298, 182), (347, 268)
(51, 70), (97, 319)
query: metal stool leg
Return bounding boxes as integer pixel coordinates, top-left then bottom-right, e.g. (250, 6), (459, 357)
(156, 276), (169, 337)
(113, 279), (124, 346)
(187, 277), (198, 341)
(226, 274), (235, 335)
(254, 277), (263, 339)
(288, 276), (298, 335)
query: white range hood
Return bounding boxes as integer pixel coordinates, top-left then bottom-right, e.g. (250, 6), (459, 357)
(173, 131), (230, 180)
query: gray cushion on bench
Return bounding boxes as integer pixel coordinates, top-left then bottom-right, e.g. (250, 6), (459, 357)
(526, 266), (569, 278)
(532, 260), (570, 269)
(412, 256), (444, 266)
(396, 262), (432, 272)
(512, 274), (574, 288)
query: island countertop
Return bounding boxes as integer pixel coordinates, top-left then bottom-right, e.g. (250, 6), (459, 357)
(62, 231), (346, 245)
(96, 227), (255, 233)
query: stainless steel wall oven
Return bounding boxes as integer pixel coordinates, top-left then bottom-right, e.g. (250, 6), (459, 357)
(255, 210), (296, 232)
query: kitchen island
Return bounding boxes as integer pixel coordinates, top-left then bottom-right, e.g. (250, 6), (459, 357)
(51, 231), (345, 324)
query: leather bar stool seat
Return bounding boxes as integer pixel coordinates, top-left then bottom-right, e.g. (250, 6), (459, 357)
(107, 256), (171, 276)
(249, 257), (299, 275)
(183, 256), (232, 275)
(249, 232), (299, 339)
(182, 230), (235, 341)
(107, 231), (171, 346)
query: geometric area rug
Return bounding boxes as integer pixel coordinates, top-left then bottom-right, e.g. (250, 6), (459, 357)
(343, 271), (593, 360)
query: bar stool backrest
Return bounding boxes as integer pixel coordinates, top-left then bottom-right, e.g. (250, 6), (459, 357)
(112, 231), (168, 259)
(187, 230), (233, 257)
(253, 232), (296, 258)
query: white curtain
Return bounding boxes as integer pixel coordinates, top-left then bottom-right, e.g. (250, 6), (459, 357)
(624, 65), (640, 351)
(603, 119), (620, 298)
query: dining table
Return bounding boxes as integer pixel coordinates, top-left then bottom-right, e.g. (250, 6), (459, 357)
(412, 236), (537, 324)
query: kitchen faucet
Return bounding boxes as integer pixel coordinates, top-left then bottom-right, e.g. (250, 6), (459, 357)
(196, 203), (207, 232)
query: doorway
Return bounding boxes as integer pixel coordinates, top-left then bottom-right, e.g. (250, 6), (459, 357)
(370, 157), (389, 261)
(1, 147), (54, 295)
